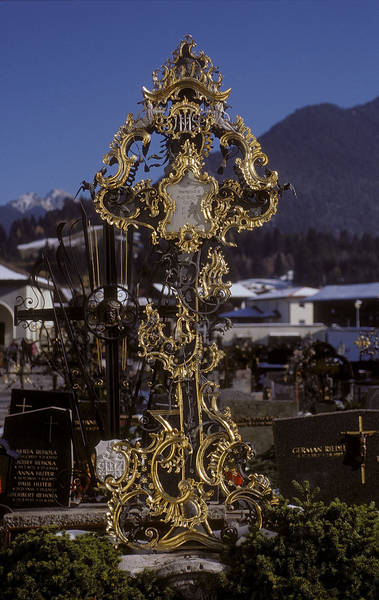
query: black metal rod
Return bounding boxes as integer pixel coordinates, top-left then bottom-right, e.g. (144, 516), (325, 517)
(104, 223), (121, 438)
(43, 254), (97, 483)
(80, 202), (95, 292)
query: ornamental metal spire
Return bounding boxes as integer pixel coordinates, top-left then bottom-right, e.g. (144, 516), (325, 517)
(94, 35), (281, 552)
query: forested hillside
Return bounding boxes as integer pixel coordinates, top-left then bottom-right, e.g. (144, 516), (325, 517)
(257, 97), (379, 235)
(2, 202), (379, 286)
(207, 96), (379, 235)
(224, 228), (379, 285)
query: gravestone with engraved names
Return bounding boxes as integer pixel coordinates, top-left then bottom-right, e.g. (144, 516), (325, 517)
(273, 409), (379, 504)
(1, 407), (73, 508)
(10, 388), (106, 461)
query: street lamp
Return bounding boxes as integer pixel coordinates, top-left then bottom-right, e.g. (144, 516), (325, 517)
(355, 299), (362, 328)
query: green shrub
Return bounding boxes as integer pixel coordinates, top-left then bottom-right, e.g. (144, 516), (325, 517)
(217, 483), (379, 600)
(0, 528), (177, 600)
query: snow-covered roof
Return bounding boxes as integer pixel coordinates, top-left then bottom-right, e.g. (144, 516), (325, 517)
(239, 278), (290, 292)
(256, 286), (319, 300)
(17, 238), (60, 251)
(229, 283), (256, 298)
(0, 262), (51, 287)
(0, 263), (29, 281)
(153, 282), (255, 299)
(17, 227), (103, 253)
(307, 283), (379, 302)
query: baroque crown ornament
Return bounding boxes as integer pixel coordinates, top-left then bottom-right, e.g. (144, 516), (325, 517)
(94, 35), (281, 552)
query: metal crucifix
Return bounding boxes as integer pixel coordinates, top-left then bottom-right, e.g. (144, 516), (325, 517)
(341, 415), (379, 484)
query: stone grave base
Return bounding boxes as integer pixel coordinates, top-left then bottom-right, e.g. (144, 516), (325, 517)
(121, 552), (224, 600)
(1, 504), (108, 543)
(1, 504), (228, 599)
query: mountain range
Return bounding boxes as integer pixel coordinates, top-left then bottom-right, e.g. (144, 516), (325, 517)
(1, 96), (378, 237)
(0, 189), (74, 233)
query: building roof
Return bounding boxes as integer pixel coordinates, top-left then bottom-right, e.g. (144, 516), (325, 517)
(256, 286), (319, 301)
(153, 282), (255, 299)
(239, 278), (290, 292)
(308, 283), (379, 302)
(0, 262), (51, 288)
(0, 263), (30, 281)
(220, 306), (277, 320)
(229, 283), (256, 298)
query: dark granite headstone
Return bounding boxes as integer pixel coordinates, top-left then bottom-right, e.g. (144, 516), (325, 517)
(2, 407), (73, 508)
(10, 389), (74, 414)
(273, 409), (379, 504)
(10, 389), (106, 460)
(72, 401), (107, 456)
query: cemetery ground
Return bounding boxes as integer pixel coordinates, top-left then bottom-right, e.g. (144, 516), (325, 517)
(0, 369), (378, 599)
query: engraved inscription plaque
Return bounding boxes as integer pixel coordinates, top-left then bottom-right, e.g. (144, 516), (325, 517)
(2, 407), (73, 508)
(166, 171), (211, 232)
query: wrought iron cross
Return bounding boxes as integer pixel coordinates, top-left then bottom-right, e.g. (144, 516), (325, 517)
(93, 36), (284, 551)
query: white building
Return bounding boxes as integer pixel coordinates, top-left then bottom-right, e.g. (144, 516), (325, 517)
(0, 263), (53, 347)
(221, 285), (325, 345)
(251, 286), (319, 325)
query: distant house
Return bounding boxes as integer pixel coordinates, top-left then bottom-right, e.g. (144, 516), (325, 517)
(251, 286), (319, 325)
(220, 306), (278, 323)
(307, 283), (379, 327)
(221, 286), (325, 345)
(226, 283), (257, 309)
(0, 263), (53, 347)
(238, 277), (291, 295)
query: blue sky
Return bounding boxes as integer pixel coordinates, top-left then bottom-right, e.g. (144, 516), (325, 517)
(1, 0), (378, 204)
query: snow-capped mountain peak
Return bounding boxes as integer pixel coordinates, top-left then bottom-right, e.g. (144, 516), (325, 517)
(9, 189), (74, 213)
(40, 189), (73, 211)
(9, 192), (42, 213)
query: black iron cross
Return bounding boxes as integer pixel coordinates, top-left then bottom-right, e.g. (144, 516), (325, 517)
(44, 415), (59, 444)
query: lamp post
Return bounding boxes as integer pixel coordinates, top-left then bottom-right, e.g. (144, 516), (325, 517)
(355, 299), (362, 328)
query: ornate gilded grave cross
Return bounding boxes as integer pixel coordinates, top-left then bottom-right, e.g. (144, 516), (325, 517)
(93, 36), (283, 551)
(341, 415), (379, 484)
